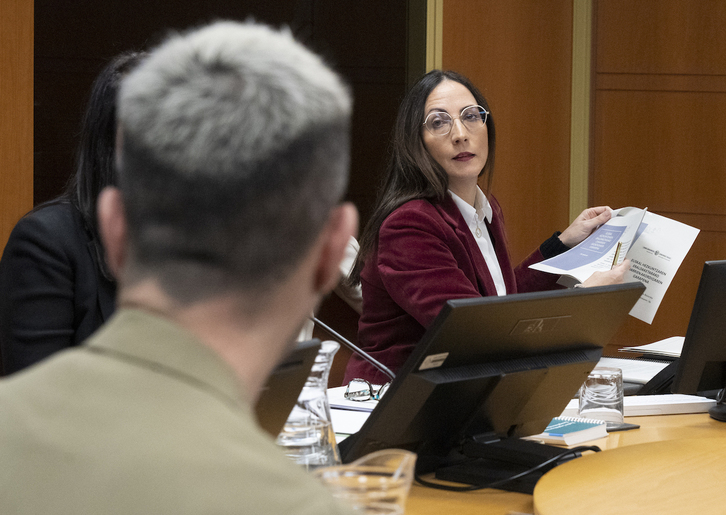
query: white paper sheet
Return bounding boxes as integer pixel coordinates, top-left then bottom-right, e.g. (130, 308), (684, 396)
(530, 208), (699, 324)
(619, 336), (685, 359)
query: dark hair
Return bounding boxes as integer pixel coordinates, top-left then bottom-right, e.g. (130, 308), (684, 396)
(348, 69), (496, 285)
(119, 122), (350, 304)
(62, 51), (144, 279)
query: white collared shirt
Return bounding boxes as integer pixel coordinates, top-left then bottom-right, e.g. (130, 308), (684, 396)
(449, 188), (507, 296)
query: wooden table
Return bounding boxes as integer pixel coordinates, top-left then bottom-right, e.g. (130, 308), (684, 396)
(534, 437), (726, 514)
(405, 412), (726, 515)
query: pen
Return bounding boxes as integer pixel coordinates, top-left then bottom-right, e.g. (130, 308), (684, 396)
(611, 241), (623, 269)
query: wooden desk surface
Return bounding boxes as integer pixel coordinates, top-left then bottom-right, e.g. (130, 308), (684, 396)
(533, 438), (726, 515)
(405, 412), (726, 515)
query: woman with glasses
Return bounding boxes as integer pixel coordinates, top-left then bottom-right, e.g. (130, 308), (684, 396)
(343, 70), (629, 385)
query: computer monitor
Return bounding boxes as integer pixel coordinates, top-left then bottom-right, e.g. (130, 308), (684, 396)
(339, 282), (645, 492)
(671, 260), (726, 420)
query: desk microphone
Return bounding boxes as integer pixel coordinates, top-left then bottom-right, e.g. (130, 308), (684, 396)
(709, 388), (726, 422)
(311, 316), (396, 382)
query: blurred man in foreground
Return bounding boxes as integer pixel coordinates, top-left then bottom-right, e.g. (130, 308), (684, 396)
(0, 20), (357, 514)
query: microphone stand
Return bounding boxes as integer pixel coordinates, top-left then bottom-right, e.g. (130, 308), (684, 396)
(311, 316), (396, 382)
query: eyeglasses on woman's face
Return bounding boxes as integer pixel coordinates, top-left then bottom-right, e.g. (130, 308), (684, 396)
(422, 104), (489, 137)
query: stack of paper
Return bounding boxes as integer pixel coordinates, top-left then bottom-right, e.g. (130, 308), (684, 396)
(560, 394), (716, 417)
(597, 357), (670, 385)
(328, 386), (376, 440)
(619, 336), (684, 359)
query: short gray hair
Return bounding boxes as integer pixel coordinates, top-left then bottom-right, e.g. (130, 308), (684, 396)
(117, 21), (351, 303)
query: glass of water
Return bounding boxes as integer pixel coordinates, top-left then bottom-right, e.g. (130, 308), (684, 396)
(579, 366), (624, 428)
(314, 449), (416, 515)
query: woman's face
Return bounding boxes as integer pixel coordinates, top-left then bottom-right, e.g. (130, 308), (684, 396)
(421, 80), (489, 198)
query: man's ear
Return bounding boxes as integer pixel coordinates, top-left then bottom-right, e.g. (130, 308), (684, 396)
(97, 187), (128, 279)
(314, 202), (358, 294)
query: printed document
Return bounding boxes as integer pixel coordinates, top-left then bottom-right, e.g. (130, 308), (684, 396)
(530, 207), (699, 324)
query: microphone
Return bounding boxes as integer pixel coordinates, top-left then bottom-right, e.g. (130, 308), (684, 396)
(311, 316), (396, 382)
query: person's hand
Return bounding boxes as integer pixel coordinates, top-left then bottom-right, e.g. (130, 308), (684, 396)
(558, 206), (612, 248)
(582, 259), (631, 287)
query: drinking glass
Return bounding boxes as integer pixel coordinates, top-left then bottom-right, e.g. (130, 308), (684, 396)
(314, 449), (416, 515)
(579, 367), (624, 428)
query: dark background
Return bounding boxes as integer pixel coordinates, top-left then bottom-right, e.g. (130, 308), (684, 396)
(34, 0), (422, 225)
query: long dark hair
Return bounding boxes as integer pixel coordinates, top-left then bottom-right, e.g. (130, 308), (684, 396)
(62, 51), (145, 280)
(348, 70), (496, 285)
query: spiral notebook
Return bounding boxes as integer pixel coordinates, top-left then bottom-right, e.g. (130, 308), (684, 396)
(523, 416), (608, 446)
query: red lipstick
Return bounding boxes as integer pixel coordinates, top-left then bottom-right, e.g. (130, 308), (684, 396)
(453, 152), (474, 161)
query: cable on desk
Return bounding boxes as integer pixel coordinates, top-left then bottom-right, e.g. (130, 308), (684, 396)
(414, 445), (602, 492)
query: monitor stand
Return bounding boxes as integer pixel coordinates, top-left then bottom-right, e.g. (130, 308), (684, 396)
(434, 437), (583, 494)
(708, 388), (726, 422)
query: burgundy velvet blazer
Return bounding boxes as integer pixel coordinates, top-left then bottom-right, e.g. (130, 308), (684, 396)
(343, 194), (562, 384)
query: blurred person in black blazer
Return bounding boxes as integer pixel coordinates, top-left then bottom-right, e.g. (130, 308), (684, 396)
(0, 51), (144, 375)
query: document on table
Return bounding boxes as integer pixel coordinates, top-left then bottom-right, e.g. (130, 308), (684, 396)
(529, 207), (699, 324)
(619, 336), (685, 360)
(331, 409), (370, 441)
(328, 385), (377, 412)
(597, 356), (670, 385)
(560, 394), (716, 417)
(328, 386), (377, 441)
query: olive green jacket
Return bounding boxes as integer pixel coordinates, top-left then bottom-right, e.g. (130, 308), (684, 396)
(0, 309), (353, 515)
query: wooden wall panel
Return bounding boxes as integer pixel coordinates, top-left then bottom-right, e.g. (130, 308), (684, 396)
(592, 91), (726, 213)
(0, 0), (34, 254)
(596, 0), (726, 75)
(592, 0), (726, 347)
(441, 0), (574, 264)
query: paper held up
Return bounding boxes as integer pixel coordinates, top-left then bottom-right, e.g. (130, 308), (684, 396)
(529, 207), (699, 324)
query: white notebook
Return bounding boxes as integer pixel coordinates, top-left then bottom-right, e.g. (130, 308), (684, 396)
(561, 394), (716, 417)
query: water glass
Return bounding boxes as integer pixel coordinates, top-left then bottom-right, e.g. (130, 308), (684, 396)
(314, 449), (416, 515)
(579, 366), (624, 428)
